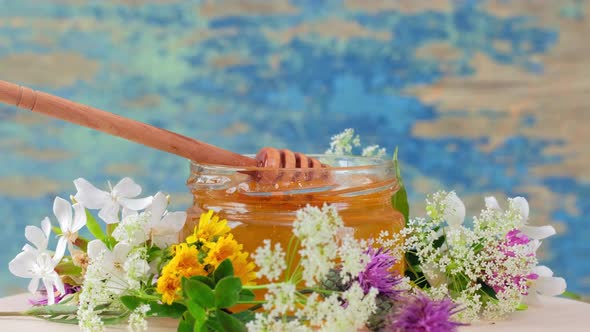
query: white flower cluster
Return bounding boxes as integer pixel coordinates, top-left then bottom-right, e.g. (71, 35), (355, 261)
(325, 128), (386, 158)
(252, 239), (287, 281)
(247, 282), (378, 332)
(293, 204), (343, 286)
(247, 204), (376, 331)
(401, 191), (566, 323)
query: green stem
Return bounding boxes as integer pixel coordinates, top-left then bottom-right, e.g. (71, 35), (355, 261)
(237, 300), (266, 305)
(243, 284), (271, 290)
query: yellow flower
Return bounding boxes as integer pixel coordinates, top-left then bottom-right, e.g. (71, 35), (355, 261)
(204, 234), (242, 267)
(156, 271), (181, 305)
(186, 210), (231, 244)
(231, 251), (257, 286)
(156, 243), (206, 304)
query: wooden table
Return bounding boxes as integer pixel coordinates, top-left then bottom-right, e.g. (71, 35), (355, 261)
(0, 293), (588, 331)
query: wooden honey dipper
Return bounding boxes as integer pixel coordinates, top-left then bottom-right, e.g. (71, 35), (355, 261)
(0, 79), (324, 180)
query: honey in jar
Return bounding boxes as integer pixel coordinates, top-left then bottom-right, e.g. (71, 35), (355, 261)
(180, 154), (404, 273)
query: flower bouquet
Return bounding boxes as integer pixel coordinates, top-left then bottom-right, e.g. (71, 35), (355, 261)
(6, 130), (566, 332)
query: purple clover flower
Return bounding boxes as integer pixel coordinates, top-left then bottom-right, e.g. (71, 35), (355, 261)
(29, 283), (80, 306)
(357, 247), (401, 298)
(387, 294), (465, 332)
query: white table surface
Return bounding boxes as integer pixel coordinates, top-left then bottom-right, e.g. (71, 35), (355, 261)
(0, 293), (588, 331)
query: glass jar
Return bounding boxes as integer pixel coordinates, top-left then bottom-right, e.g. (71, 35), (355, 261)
(181, 154), (404, 269)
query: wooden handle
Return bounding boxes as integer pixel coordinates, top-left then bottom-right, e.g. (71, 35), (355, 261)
(0, 80), (257, 167)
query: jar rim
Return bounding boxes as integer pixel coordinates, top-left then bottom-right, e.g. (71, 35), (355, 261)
(189, 154), (395, 172)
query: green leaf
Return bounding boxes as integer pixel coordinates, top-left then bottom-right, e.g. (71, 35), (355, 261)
(54, 259), (83, 277)
(148, 302), (187, 318)
(214, 277), (242, 308)
(178, 311), (195, 332)
(216, 309), (247, 332)
(478, 280), (498, 300)
(183, 278), (215, 308)
(85, 209), (106, 241)
(392, 148), (410, 225)
(516, 303), (528, 311)
(214, 259), (235, 283)
(433, 235), (446, 249)
(562, 291), (583, 301)
(190, 275), (215, 289)
(186, 302), (207, 328)
(120, 295), (144, 311)
(238, 289), (255, 302)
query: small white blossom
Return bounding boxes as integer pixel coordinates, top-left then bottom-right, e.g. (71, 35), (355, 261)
(253, 240), (286, 281)
(486, 196), (556, 240)
(361, 145), (387, 158)
(338, 235), (369, 283)
(325, 128), (360, 155)
(263, 282), (297, 317)
(112, 213), (150, 247)
(293, 204), (343, 286)
(74, 177), (153, 224)
(127, 304), (150, 332)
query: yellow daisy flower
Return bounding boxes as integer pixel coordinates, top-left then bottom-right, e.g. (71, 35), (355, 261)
(156, 243), (206, 304)
(204, 234), (242, 268)
(231, 251), (257, 286)
(186, 210), (231, 244)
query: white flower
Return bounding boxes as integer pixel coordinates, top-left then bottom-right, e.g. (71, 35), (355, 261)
(443, 191), (465, 228)
(486, 196), (556, 240)
(87, 240), (131, 293)
(325, 128), (360, 155)
(53, 196), (86, 253)
(74, 177), (153, 224)
(253, 239), (286, 281)
(128, 304), (150, 332)
(524, 265), (567, 305)
(22, 217), (52, 254)
(361, 145), (387, 158)
(147, 192), (186, 248)
(9, 237), (66, 304)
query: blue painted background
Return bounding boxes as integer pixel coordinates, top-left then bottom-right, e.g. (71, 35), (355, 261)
(1, 0), (589, 298)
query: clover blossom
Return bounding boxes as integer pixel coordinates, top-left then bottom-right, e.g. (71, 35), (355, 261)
(358, 247), (401, 298)
(387, 294), (464, 332)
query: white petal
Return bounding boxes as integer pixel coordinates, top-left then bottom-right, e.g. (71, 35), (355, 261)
(113, 177), (142, 198)
(9, 251), (36, 278)
(443, 192), (465, 227)
(530, 239), (542, 252)
(121, 207), (138, 221)
(87, 239), (108, 260)
(53, 197), (73, 232)
(521, 225), (556, 240)
(149, 192), (168, 221)
(536, 277), (567, 297)
(512, 196), (530, 221)
(485, 196), (501, 210)
(120, 196), (153, 211)
(54, 276), (65, 295)
(27, 278), (40, 294)
(43, 279), (55, 305)
(71, 203), (87, 232)
(523, 292), (542, 306)
(41, 217), (51, 238)
(532, 265), (554, 278)
(98, 200), (121, 224)
(152, 235), (177, 248)
(160, 211), (187, 232)
(53, 237), (67, 264)
(113, 243), (131, 262)
(25, 225), (48, 251)
(74, 178), (109, 209)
